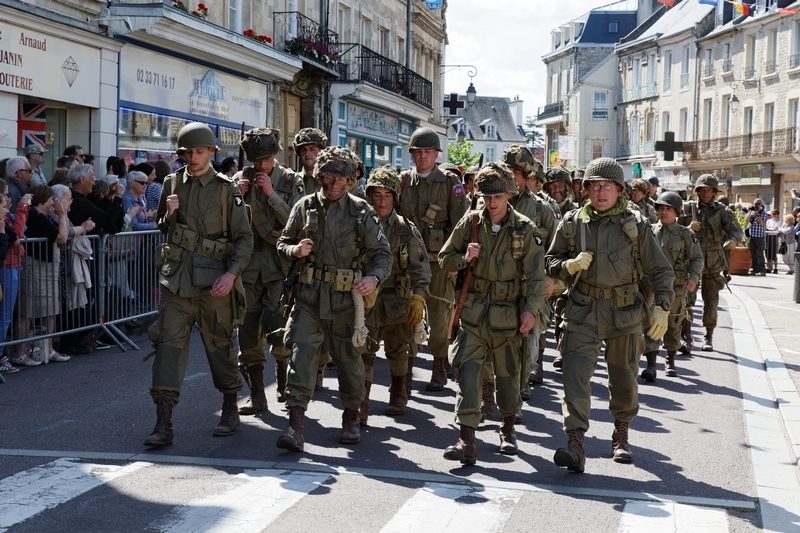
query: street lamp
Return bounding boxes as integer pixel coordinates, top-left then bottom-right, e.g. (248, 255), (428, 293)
(441, 65), (479, 107)
(451, 117), (467, 143)
(730, 94), (740, 113)
(466, 82), (477, 107)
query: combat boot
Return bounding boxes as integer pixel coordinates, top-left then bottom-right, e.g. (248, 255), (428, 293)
(425, 357), (448, 391)
(405, 357), (414, 397)
(520, 384), (531, 401)
(359, 380), (372, 425)
(480, 381), (497, 422)
(238, 365), (267, 415)
(275, 359), (288, 403)
(640, 351), (658, 382)
(315, 366), (324, 390)
(386, 374), (408, 416)
(553, 355), (563, 370)
(443, 425), (477, 465)
(340, 408), (361, 444)
(529, 347), (544, 385)
(553, 428), (585, 473)
(444, 358), (456, 380)
(702, 328), (714, 352)
(213, 393), (240, 437)
(611, 419), (634, 463)
(666, 351), (678, 377)
(679, 318), (693, 354)
(143, 398), (174, 447)
(499, 415), (518, 455)
(276, 405), (305, 452)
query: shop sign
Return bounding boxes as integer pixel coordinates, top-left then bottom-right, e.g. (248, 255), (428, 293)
(732, 164), (771, 186)
(119, 45), (267, 125)
(348, 104), (398, 141)
(0, 22), (100, 106)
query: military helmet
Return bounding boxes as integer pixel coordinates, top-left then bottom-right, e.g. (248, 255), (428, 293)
(473, 162), (516, 197)
(545, 166), (571, 185)
(340, 147), (365, 180)
(463, 164), (479, 183)
(583, 157), (625, 188)
(409, 127), (442, 152)
(500, 144), (537, 180)
(439, 162), (462, 178)
(623, 180), (633, 198)
(314, 146), (357, 182)
(176, 122), (218, 153)
(292, 128), (328, 150)
(240, 127), (281, 161)
(631, 178), (650, 195)
(717, 195), (730, 206)
(654, 191), (683, 214)
(365, 164), (402, 200)
(694, 173), (719, 191)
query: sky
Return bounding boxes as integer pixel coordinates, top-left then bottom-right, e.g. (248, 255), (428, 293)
(443, 0), (632, 122)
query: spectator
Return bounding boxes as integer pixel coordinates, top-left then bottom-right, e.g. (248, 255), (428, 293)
(83, 154), (95, 167)
(221, 156), (238, 178)
(748, 199), (768, 276)
(5, 156), (33, 214)
(766, 209), (781, 273)
(147, 160), (170, 212)
(0, 158), (8, 181)
(122, 171), (154, 231)
(49, 167), (70, 187)
(780, 214), (798, 275)
(51, 184), (95, 313)
(68, 164), (124, 236)
(105, 156), (119, 176)
(13, 185), (70, 366)
(56, 155), (78, 169)
(111, 159), (128, 184)
(63, 145), (85, 163)
(24, 145), (48, 186)
(648, 176), (659, 199)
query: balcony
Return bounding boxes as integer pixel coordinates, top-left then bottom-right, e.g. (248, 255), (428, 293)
(791, 54), (800, 69)
(629, 85), (640, 100)
(274, 12), (341, 73)
(744, 65), (756, 79)
(722, 58), (733, 73)
(703, 64), (714, 78)
(663, 77), (671, 92)
(643, 141), (654, 155)
(765, 59), (777, 75)
(537, 101), (565, 121)
(618, 144), (631, 158)
(680, 72), (689, 88)
(682, 127), (798, 162)
(645, 81), (656, 96)
(629, 142), (639, 155)
(337, 45), (432, 109)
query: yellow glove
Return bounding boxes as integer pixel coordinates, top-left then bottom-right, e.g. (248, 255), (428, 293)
(689, 221), (702, 232)
(723, 240), (737, 251)
(564, 251), (593, 276)
(647, 307), (670, 340)
(363, 287), (379, 309)
(407, 294), (426, 326)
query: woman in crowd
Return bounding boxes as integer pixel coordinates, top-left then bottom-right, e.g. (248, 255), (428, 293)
(49, 167), (71, 188)
(766, 209), (781, 273)
(0, 182), (30, 373)
(146, 160), (170, 213)
(779, 214), (797, 276)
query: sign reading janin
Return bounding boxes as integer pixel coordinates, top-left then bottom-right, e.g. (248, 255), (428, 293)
(348, 104), (398, 141)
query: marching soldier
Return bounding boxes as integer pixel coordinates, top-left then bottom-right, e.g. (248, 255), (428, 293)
(359, 165), (431, 424)
(546, 157), (674, 473)
(544, 167), (576, 217)
(276, 147), (392, 451)
(235, 128), (304, 413)
(292, 128), (328, 195)
(439, 162), (546, 465)
(631, 179), (659, 224)
(144, 122), (253, 447)
(571, 168), (586, 206)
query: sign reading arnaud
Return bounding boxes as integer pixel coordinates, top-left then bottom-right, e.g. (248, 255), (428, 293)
(190, 71), (229, 120)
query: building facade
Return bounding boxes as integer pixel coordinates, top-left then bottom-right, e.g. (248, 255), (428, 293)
(443, 95), (526, 162)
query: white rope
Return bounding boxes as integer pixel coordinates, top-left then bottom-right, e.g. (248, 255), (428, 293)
(351, 271), (369, 347)
(413, 320), (428, 344)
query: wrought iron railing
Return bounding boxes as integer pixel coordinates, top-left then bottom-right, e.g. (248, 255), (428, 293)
(643, 141), (654, 155)
(645, 81), (656, 96)
(592, 108), (608, 120)
(663, 77), (671, 91)
(745, 65), (756, 79)
(629, 142), (639, 155)
(680, 72), (689, 88)
(703, 64), (714, 77)
(629, 85), (640, 100)
(618, 144), (631, 157)
(537, 101), (565, 120)
(722, 58), (733, 72)
(682, 127), (798, 162)
(765, 59), (777, 74)
(274, 12), (341, 70)
(791, 54), (800, 69)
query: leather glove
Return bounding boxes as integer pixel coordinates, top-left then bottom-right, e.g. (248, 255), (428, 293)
(723, 240), (737, 251)
(689, 221), (702, 232)
(407, 294), (426, 326)
(564, 251), (593, 275)
(647, 307), (670, 340)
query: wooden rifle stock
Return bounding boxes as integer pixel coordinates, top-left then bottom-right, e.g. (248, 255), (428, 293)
(238, 121), (245, 170)
(448, 198), (480, 341)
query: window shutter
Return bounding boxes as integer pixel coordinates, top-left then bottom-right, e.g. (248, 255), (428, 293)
(603, 139), (611, 157)
(585, 139), (592, 163)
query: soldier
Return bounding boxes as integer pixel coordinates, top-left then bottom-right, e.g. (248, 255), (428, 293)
(571, 168), (586, 206)
(439, 162), (546, 465)
(359, 165), (431, 424)
(544, 167), (576, 217)
(678, 174), (741, 352)
(717, 195), (740, 283)
(235, 128), (304, 413)
(631, 179), (659, 224)
(546, 157), (674, 473)
(275, 147), (392, 451)
(462, 165), (478, 200)
(641, 192), (703, 381)
(292, 128), (328, 195)
(144, 122), (254, 447)
(399, 127), (468, 392)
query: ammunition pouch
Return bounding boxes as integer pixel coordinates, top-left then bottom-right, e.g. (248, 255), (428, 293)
(297, 263), (314, 285)
(424, 227), (445, 259)
(612, 285), (638, 310)
(334, 268), (355, 292)
(170, 225), (231, 261)
(469, 276), (520, 302)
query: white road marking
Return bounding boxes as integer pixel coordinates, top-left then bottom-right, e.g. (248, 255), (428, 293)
(0, 458), (151, 532)
(380, 483), (522, 533)
(618, 500), (728, 533)
(151, 470), (330, 533)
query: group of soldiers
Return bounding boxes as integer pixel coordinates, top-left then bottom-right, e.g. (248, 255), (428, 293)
(142, 120), (741, 474)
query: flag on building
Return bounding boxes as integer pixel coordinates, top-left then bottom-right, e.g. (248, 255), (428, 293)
(17, 102), (47, 152)
(768, 4), (797, 14)
(729, 1), (751, 16)
(698, 0), (717, 6)
(657, 0), (675, 7)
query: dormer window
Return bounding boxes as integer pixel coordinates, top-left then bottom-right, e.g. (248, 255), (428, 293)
(552, 30), (562, 50)
(486, 125), (496, 139)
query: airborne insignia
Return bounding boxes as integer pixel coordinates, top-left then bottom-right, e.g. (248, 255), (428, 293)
(371, 214), (380, 225)
(234, 195), (243, 207)
(534, 235), (543, 247)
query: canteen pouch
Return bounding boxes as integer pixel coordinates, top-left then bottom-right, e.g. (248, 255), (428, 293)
(297, 263), (314, 285)
(490, 279), (519, 301)
(335, 269), (354, 292)
(425, 227), (446, 253)
(612, 286), (637, 310)
(161, 242), (184, 263)
(395, 274), (412, 299)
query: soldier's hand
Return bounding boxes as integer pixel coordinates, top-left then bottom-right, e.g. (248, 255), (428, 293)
(445, 271), (458, 278)
(544, 276), (555, 299)
(520, 311), (535, 333)
(256, 174), (274, 197)
(689, 220), (702, 232)
(407, 294), (426, 326)
(354, 275), (378, 296)
(723, 240), (737, 251)
(564, 251), (593, 275)
(166, 194), (180, 217)
(647, 307), (670, 340)
(237, 179), (250, 195)
(465, 242), (482, 263)
(292, 238), (314, 258)
(684, 279), (697, 292)
(210, 272), (236, 297)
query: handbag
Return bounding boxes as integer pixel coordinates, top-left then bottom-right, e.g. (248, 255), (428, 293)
(779, 240), (787, 255)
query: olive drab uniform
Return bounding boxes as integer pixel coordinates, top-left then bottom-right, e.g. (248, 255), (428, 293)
(635, 199), (659, 224)
(148, 165), (254, 407)
(277, 191), (392, 412)
(439, 207), (546, 429)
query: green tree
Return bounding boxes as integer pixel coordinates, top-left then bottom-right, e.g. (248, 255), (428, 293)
(447, 140), (481, 169)
(523, 115), (544, 147)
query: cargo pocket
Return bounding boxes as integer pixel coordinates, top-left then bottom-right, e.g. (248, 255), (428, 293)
(192, 255), (227, 287)
(487, 302), (519, 336)
(608, 243), (636, 279)
(458, 292), (486, 327)
(382, 293), (408, 322)
(612, 294), (644, 330)
(564, 288), (593, 324)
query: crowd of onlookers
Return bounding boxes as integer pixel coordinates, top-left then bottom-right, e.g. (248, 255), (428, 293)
(733, 193), (800, 276)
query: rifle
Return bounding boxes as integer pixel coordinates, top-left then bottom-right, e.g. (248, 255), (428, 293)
(448, 195), (480, 341)
(238, 121), (245, 171)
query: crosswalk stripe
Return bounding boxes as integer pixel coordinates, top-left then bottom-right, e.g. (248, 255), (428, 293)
(618, 500), (729, 533)
(150, 470), (331, 533)
(0, 458), (152, 532)
(379, 483), (522, 533)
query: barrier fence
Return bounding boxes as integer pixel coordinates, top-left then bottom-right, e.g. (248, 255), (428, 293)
(1, 230), (164, 359)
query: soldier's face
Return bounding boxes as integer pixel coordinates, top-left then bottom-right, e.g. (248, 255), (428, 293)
(254, 154), (276, 175)
(547, 181), (567, 202)
(483, 193), (512, 222)
(320, 175), (349, 201)
(658, 205), (678, 225)
(511, 169), (526, 192)
(370, 187), (394, 220)
(632, 190), (647, 203)
(184, 147), (214, 175)
(299, 145), (320, 171)
(411, 148), (438, 174)
(587, 180), (620, 213)
(697, 186), (716, 204)
(650, 183), (659, 197)
(573, 179), (583, 198)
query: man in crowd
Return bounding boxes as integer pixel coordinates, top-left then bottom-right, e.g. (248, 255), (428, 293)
(63, 144), (85, 163)
(544, 167), (575, 217)
(68, 164), (125, 236)
(747, 198), (768, 276)
(648, 177), (660, 200)
(24, 145), (47, 186)
(5, 157), (33, 214)
(631, 179), (658, 224)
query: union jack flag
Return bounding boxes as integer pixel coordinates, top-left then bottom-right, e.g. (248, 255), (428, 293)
(18, 102), (46, 151)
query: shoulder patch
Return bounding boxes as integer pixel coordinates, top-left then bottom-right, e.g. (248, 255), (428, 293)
(452, 182), (465, 197)
(691, 234), (698, 244)
(371, 213), (380, 225)
(234, 194), (243, 207)
(534, 234), (543, 247)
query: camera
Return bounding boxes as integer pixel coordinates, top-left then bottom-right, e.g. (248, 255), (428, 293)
(749, 206), (757, 211)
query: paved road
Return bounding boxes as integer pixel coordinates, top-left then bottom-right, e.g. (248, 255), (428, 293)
(1, 269), (799, 532)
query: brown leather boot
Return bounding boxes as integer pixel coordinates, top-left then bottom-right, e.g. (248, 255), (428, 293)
(425, 357), (448, 391)
(359, 380), (371, 426)
(405, 357), (415, 397)
(612, 419), (634, 463)
(480, 381), (496, 422)
(443, 425), (477, 465)
(238, 365), (267, 415)
(499, 415), (518, 455)
(386, 374), (408, 416)
(702, 328), (714, 352)
(144, 398), (174, 447)
(213, 393), (240, 437)
(529, 347), (544, 385)
(340, 408), (361, 444)
(679, 318), (693, 354)
(275, 359), (288, 403)
(315, 366), (324, 390)
(553, 428), (586, 473)
(666, 351), (678, 377)
(640, 351), (658, 382)
(276, 405), (305, 452)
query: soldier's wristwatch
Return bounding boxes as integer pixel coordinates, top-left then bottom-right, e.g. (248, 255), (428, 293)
(659, 301), (670, 312)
